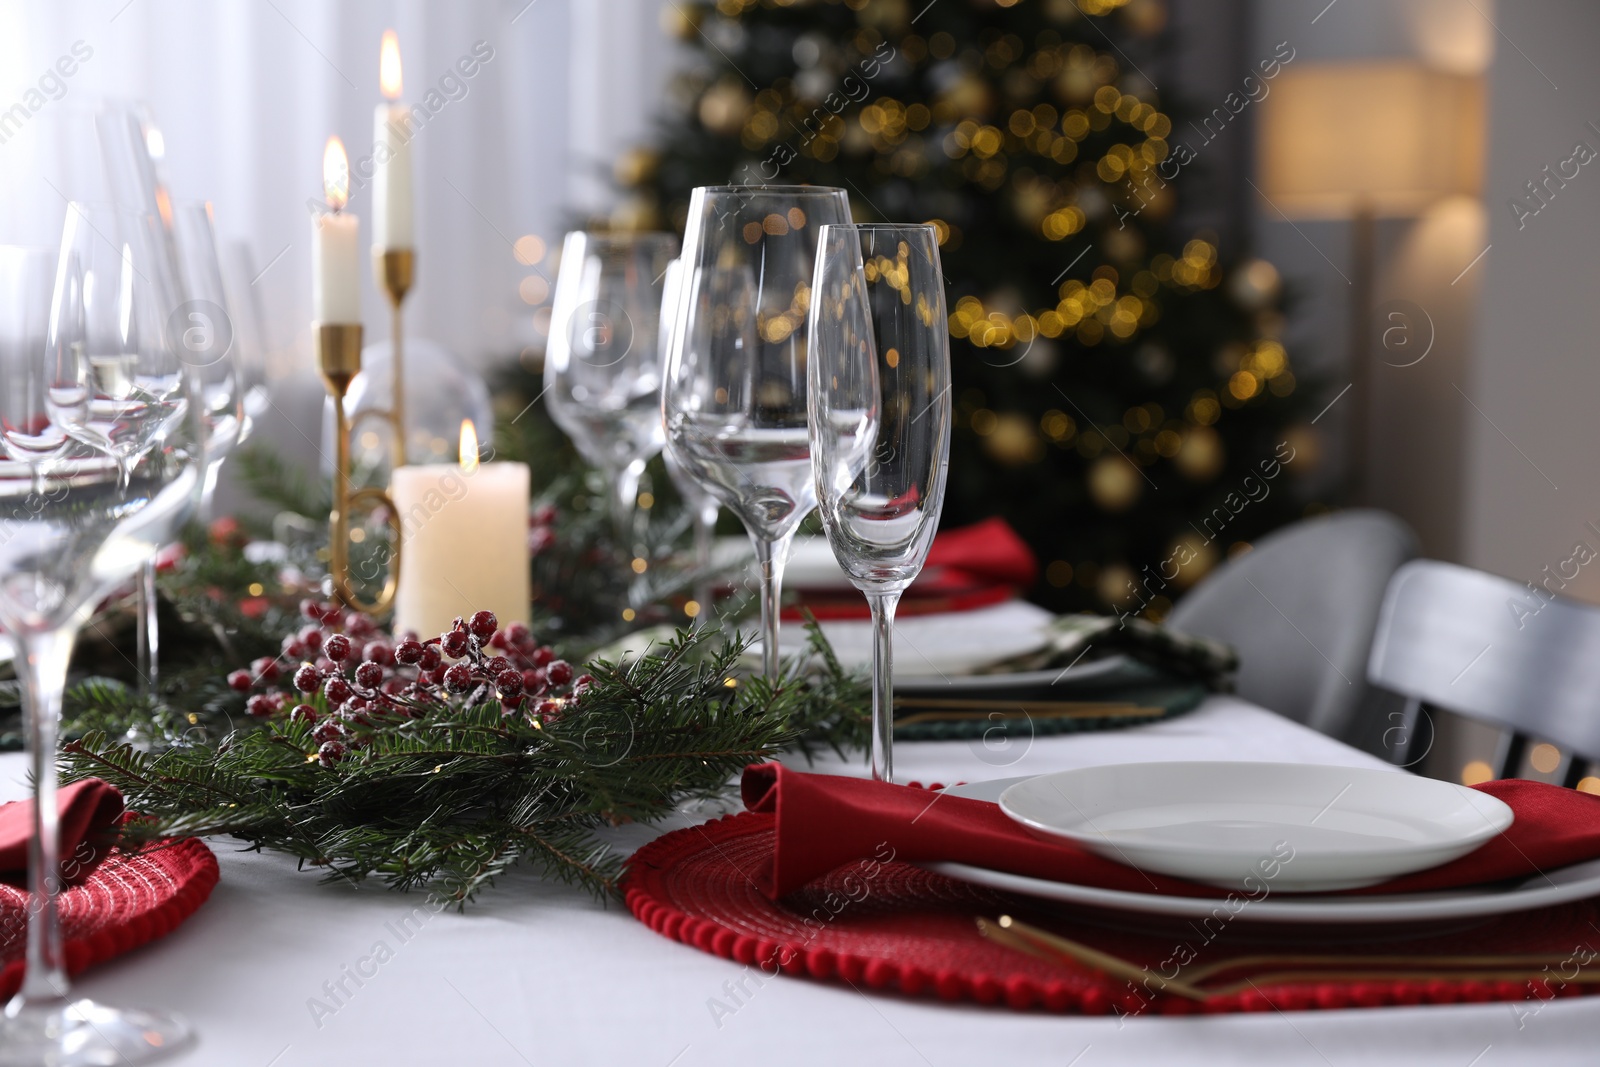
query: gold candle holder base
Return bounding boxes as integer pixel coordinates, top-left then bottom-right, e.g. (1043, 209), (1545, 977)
(317, 322), (402, 615)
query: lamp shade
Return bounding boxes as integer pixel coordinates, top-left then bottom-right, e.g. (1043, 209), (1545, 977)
(1258, 63), (1483, 218)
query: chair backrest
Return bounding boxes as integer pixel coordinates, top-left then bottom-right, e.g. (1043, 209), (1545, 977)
(1368, 559), (1600, 768)
(1166, 509), (1418, 742)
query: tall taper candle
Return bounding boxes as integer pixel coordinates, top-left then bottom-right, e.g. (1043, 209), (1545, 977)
(312, 136), (360, 323)
(373, 29), (414, 251)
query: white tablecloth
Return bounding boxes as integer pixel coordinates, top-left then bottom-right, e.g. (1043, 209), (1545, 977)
(4, 697), (1596, 1066)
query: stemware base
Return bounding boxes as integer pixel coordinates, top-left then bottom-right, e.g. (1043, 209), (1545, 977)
(0, 997), (192, 1066)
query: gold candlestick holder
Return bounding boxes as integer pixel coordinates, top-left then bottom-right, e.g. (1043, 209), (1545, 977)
(368, 247), (415, 470)
(317, 323), (403, 613)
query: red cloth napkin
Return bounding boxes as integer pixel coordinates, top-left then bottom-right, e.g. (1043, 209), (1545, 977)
(0, 778), (124, 887)
(741, 763), (1600, 900)
(786, 517), (1038, 620)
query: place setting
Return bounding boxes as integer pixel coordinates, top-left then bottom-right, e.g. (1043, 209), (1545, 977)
(0, 3), (1597, 1065)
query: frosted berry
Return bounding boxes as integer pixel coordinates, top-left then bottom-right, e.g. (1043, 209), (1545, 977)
(418, 644), (442, 671)
(363, 641), (394, 667)
(546, 660), (573, 686)
(531, 646), (554, 668)
(522, 668), (546, 694)
(227, 669), (253, 692)
(485, 656), (510, 676)
(323, 676), (353, 705)
(468, 610), (498, 641)
(506, 621), (532, 646)
(344, 612), (377, 638)
(441, 630), (470, 658)
(317, 740), (348, 767)
(496, 670), (523, 699)
(289, 703), (316, 725)
(297, 626), (324, 652)
(443, 664), (474, 693)
(294, 664), (323, 693)
(393, 638), (423, 665)
(355, 661), (385, 688)
(324, 634), (353, 663)
(281, 637), (307, 659)
(573, 674), (595, 694)
(312, 718), (344, 744)
(299, 598), (323, 621)
(251, 657), (280, 683)
(246, 694), (276, 717)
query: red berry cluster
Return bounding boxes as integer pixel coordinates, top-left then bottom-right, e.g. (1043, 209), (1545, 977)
(229, 601), (593, 769)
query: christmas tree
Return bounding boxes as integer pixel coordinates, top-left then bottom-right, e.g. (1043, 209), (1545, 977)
(620, 0), (1316, 616)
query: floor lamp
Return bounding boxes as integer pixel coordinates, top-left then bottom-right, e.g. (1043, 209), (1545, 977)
(1257, 62), (1482, 501)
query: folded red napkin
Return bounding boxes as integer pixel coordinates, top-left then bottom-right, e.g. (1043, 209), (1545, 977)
(741, 763), (1600, 900)
(922, 516), (1038, 588)
(0, 778), (124, 886)
(787, 517), (1039, 620)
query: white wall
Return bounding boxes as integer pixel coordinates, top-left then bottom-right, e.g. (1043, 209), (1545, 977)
(1250, 0), (1494, 561)
(1462, 0), (1600, 602)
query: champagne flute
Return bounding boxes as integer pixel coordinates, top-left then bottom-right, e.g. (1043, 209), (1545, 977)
(170, 199), (242, 513)
(0, 203), (202, 1062)
(544, 231), (679, 565)
(662, 185), (852, 678)
(657, 258), (721, 623)
(123, 199), (240, 693)
(807, 223), (951, 782)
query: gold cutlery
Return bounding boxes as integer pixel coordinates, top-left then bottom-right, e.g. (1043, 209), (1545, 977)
(978, 915), (1598, 1001)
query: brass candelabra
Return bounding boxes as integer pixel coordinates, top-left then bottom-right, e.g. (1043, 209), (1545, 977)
(316, 323), (403, 613)
(365, 247), (414, 470)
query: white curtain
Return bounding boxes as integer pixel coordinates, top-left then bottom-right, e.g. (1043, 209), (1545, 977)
(0, 0), (678, 376)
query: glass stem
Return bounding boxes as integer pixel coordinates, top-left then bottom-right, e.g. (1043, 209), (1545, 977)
(750, 531), (795, 681)
(611, 460), (647, 610)
(692, 504), (717, 627)
(13, 625), (76, 1010)
(136, 560), (159, 696)
(866, 590), (901, 784)
(610, 460), (646, 550)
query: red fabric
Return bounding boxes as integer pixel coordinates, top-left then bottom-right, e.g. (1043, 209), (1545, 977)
(0, 779), (125, 886)
(625, 810), (1600, 1014)
(741, 763), (1600, 900)
(0, 832), (218, 1000)
(784, 517), (1038, 620)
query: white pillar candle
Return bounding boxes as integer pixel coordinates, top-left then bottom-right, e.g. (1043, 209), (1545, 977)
(312, 136), (360, 323)
(392, 421), (531, 640)
(372, 30), (414, 250)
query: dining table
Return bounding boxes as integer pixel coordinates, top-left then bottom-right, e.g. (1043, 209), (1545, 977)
(3, 693), (1593, 1066)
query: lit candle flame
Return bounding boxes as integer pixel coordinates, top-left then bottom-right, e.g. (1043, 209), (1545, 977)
(323, 136), (349, 212)
(459, 419), (479, 474)
(380, 29), (403, 100)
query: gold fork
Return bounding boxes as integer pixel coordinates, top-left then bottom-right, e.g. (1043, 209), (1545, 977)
(978, 915), (1598, 1001)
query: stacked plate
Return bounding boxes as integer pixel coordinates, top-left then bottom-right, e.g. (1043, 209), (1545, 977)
(920, 762), (1586, 925)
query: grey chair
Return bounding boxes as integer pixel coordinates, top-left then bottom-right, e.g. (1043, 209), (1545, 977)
(1166, 509), (1418, 748)
(1368, 559), (1600, 785)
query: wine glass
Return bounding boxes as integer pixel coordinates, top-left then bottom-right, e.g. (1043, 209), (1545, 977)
(807, 223), (951, 782)
(544, 231), (680, 566)
(0, 203), (202, 1061)
(662, 185), (852, 678)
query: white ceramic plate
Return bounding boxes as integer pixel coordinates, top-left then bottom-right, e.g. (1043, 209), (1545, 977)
(999, 762), (1512, 892)
(920, 776), (1593, 925)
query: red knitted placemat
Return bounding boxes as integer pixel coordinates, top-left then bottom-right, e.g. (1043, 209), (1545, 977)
(0, 837), (219, 999)
(625, 811), (1600, 1014)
